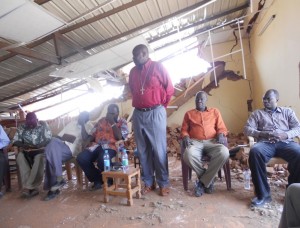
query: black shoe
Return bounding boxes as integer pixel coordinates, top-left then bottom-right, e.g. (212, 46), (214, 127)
(194, 180), (205, 197)
(204, 180), (215, 194)
(50, 179), (66, 191)
(44, 190), (60, 201)
(29, 189), (39, 197)
(89, 182), (102, 191)
(251, 196), (272, 207)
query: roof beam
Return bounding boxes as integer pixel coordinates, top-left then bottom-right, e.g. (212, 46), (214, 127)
(0, 41), (61, 64)
(34, 0), (52, 5)
(0, 0), (146, 63)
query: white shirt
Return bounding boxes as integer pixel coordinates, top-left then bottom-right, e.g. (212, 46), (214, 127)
(58, 121), (95, 156)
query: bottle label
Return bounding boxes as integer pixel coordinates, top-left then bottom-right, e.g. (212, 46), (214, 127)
(122, 159), (128, 166)
(104, 160), (110, 167)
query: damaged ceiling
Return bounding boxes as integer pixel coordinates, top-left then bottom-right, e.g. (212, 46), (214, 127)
(0, 0), (252, 116)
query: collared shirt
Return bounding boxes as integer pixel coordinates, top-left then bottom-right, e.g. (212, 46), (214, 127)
(244, 107), (300, 142)
(0, 124), (10, 150)
(12, 121), (52, 147)
(93, 117), (129, 151)
(181, 108), (228, 140)
(58, 121), (95, 156)
(129, 59), (174, 108)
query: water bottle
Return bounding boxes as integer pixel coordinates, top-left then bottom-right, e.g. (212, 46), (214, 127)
(103, 150), (110, 171)
(121, 148), (129, 172)
(243, 169), (251, 190)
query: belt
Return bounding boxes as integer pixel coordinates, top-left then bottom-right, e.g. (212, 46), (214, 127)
(136, 105), (161, 112)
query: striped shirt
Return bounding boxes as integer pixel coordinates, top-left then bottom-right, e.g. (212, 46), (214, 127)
(244, 107), (300, 142)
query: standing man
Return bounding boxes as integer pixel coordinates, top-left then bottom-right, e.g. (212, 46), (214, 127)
(129, 44), (174, 196)
(181, 91), (229, 197)
(0, 124), (10, 199)
(244, 89), (300, 207)
(77, 104), (128, 190)
(43, 111), (95, 201)
(12, 112), (52, 198)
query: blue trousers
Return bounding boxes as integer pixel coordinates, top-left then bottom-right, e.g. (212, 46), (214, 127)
(132, 106), (169, 188)
(249, 141), (300, 198)
(76, 146), (116, 184)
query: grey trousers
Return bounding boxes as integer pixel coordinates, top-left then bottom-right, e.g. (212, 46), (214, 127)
(44, 138), (72, 190)
(279, 183), (300, 228)
(132, 106), (169, 187)
(183, 139), (229, 187)
(17, 152), (44, 190)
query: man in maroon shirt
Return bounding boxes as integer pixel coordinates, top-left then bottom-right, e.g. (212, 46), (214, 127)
(129, 44), (174, 196)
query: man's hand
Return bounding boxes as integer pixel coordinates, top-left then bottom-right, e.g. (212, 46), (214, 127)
(217, 133), (226, 144)
(260, 131), (288, 143)
(106, 113), (115, 125)
(183, 136), (192, 148)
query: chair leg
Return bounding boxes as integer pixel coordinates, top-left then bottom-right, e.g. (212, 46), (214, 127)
(181, 158), (189, 191)
(65, 161), (72, 180)
(223, 160), (231, 190)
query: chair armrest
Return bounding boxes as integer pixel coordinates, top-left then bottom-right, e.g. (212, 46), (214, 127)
(248, 136), (255, 147)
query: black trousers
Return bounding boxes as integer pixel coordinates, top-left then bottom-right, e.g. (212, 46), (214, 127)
(0, 150), (7, 190)
(249, 141), (300, 198)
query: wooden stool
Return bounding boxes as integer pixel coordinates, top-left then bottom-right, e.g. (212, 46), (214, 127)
(102, 167), (141, 206)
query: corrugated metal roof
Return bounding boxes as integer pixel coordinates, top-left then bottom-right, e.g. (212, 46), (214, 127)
(0, 0), (250, 115)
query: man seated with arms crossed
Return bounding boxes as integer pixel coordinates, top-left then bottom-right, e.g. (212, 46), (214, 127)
(77, 104), (129, 190)
(181, 91), (229, 197)
(244, 89), (300, 207)
(43, 111), (95, 201)
(12, 112), (52, 198)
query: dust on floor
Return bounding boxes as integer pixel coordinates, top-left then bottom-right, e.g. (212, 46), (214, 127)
(0, 157), (285, 228)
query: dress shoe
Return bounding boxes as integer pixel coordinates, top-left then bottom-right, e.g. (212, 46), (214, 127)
(194, 180), (204, 197)
(251, 196), (272, 207)
(159, 187), (170, 196)
(204, 180), (215, 194)
(44, 190), (60, 201)
(50, 179), (66, 191)
(141, 182), (156, 195)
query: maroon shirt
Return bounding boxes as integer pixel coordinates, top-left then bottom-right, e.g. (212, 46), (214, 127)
(129, 59), (174, 108)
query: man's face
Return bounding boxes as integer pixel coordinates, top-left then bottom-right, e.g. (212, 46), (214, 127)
(106, 107), (119, 122)
(132, 47), (148, 67)
(195, 92), (207, 111)
(25, 115), (38, 129)
(263, 91), (278, 110)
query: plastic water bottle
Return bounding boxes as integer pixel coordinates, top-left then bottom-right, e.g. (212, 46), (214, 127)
(121, 148), (129, 172)
(103, 150), (110, 171)
(243, 169), (251, 190)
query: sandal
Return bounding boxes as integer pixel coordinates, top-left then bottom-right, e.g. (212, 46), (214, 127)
(141, 183), (156, 195)
(159, 187), (170, 196)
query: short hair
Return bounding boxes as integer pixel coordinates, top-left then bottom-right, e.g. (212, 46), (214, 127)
(26, 112), (37, 121)
(266, 89), (279, 100)
(132, 44), (148, 54)
(108, 103), (119, 113)
(195, 91), (208, 98)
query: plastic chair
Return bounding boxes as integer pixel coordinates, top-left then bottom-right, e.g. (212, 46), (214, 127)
(181, 139), (231, 191)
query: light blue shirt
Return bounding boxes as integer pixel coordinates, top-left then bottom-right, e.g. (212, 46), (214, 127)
(0, 125), (10, 149)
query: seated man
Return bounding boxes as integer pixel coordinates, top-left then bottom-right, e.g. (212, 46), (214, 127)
(244, 89), (300, 207)
(181, 91), (229, 197)
(279, 183), (300, 228)
(0, 124), (10, 199)
(43, 111), (95, 201)
(77, 104), (129, 190)
(12, 112), (52, 198)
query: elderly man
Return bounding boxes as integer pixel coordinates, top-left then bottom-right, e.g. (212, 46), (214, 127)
(181, 91), (229, 197)
(0, 124), (10, 199)
(43, 111), (95, 201)
(128, 44), (174, 196)
(244, 89), (300, 207)
(12, 112), (52, 198)
(77, 104), (128, 190)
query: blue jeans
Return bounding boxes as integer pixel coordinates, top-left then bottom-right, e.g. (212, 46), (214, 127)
(249, 141), (300, 198)
(76, 146), (116, 184)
